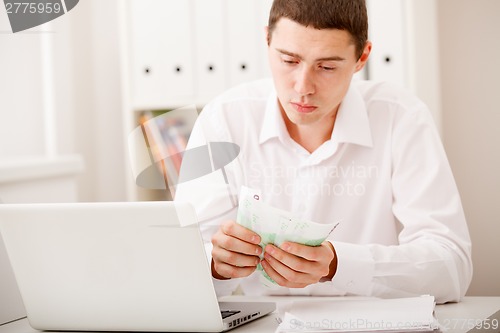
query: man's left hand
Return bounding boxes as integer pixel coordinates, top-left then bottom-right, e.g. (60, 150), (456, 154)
(261, 241), (337, 288)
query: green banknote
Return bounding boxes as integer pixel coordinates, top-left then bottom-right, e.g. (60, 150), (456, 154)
(236, 186), (339, 287)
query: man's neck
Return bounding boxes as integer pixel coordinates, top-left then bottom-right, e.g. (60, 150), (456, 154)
(287, 126), (331, 153)
(284, 112), (338, 154)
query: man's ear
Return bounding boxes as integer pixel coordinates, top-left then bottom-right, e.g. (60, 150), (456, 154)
(355, 41), (372, 72)
(264, 26), (270, 46)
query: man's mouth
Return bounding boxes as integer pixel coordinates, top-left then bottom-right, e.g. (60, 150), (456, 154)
(290, 102), (317, 114)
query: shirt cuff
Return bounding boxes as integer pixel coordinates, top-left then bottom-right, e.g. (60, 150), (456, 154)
(330, 241), (375, 296)
(211, 277), (241, 297)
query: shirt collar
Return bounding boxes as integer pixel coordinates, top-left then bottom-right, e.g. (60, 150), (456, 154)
(259, 81), (373, 148)
(259, 90), (288, 144)
(333, 82), (373, 148)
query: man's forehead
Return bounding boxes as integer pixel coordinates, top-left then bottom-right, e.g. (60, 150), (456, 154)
(270, 19), (357, 60)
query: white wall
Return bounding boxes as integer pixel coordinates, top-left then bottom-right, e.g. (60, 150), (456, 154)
(0, 10), (46, 157)
(437, 0), (500, 296)
(404, 0), (442, 134)
(0, 0), (126, 203)
(68, 0), (127, 202)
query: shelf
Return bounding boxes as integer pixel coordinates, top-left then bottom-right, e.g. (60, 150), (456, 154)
(0, 155), (84, 184)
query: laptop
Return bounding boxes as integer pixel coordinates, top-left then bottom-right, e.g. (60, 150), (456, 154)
(0, 201), (275, 332)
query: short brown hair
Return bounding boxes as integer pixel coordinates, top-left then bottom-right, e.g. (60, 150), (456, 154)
(267, 0), (368, 59)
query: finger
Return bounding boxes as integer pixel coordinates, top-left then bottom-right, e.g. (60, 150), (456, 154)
(279, 241), (333, 262)
(212, 246), (260, 268)
(212, 231), (262, 256)
(263, 250), (314, 285)
(261, 258), (308, 288)
(213, 260), (257, 279)
(221, 220), (261, 245)
(265, 244), (314, 274)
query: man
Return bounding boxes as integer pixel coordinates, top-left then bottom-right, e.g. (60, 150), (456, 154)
(175, 0), (472, 303)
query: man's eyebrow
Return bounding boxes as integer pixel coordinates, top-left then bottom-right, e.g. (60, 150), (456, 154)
(276, 48), (346, 62)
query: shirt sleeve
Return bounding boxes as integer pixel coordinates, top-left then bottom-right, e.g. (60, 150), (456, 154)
(331, 101), (472, 304)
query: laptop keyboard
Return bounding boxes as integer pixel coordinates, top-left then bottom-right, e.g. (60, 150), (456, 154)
(221, 310), (241, 319)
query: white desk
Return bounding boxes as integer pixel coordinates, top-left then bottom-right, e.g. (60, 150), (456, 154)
(1, 296), (498, 333)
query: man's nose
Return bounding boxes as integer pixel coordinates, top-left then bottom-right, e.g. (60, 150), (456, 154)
(294, 67), (315, 96)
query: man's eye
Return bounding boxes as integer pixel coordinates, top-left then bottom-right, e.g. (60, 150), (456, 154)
(320, 66), (336, 71)
(282, 58), (298, 65)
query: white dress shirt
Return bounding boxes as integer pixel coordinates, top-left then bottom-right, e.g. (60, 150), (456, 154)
(174, 78), (472, 303)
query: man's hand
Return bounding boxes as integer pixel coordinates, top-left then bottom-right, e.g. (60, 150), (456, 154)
(211, 220), (262, 280)
(261, 241), (337, 288)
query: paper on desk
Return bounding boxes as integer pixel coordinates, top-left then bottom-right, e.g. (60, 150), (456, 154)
(236, 186), (339, 287)
(275, 295), (438, 332)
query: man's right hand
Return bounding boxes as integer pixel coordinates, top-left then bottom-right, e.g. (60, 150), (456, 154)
(211, 220), (262, 280)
